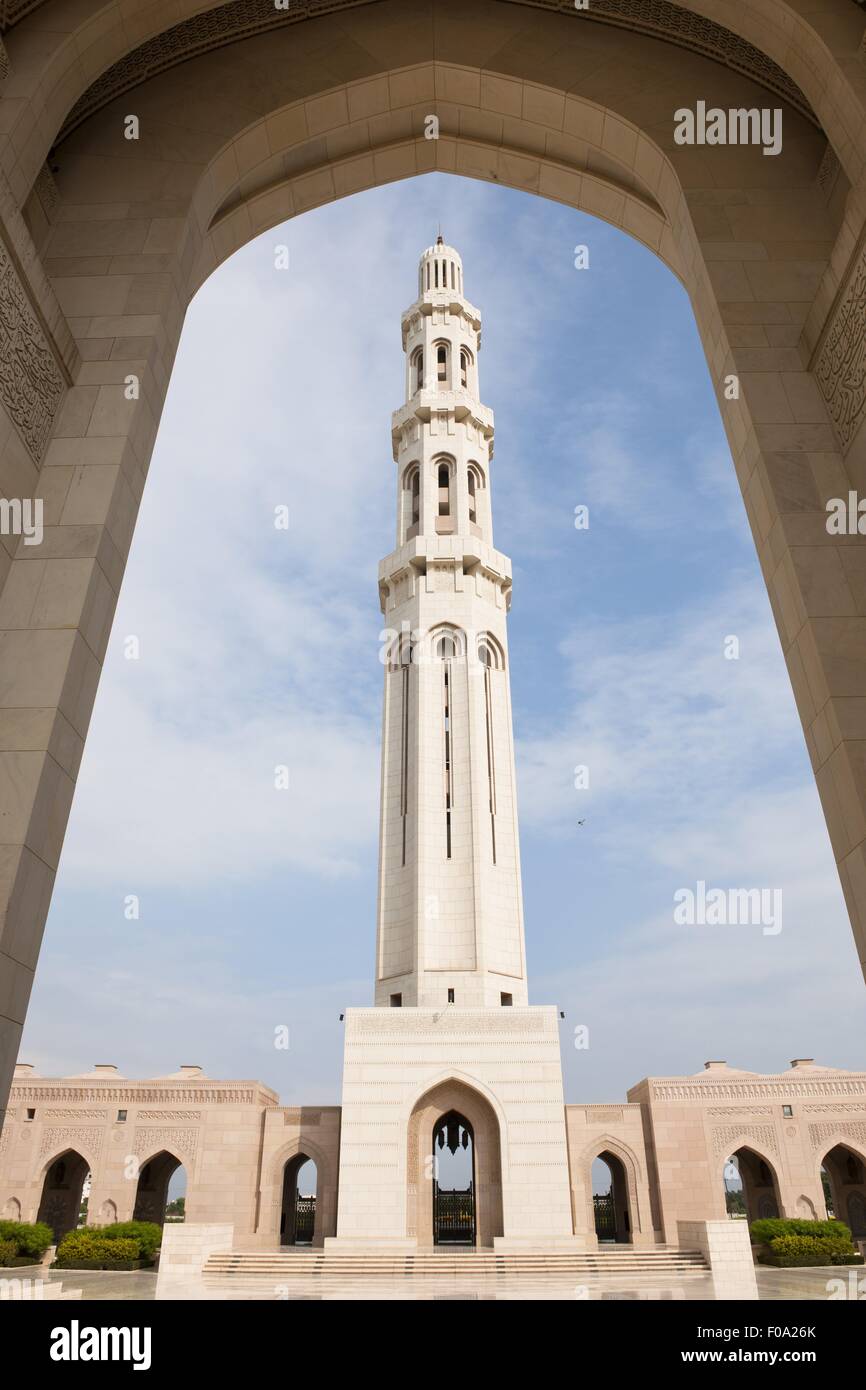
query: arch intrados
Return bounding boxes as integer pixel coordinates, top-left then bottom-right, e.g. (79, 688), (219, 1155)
(407, 1070), (504, 1131)
(270, 1134), (331, 1187)
(137, 1146), (185, 1173)
(580, 1133), (643, 1182)
(722, 1141), (782, 1189)
(38, 1145), (92, 1181)
(816, 1136), (866, 1172)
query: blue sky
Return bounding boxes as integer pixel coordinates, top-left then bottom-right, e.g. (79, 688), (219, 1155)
(21, 173), (866, 1107)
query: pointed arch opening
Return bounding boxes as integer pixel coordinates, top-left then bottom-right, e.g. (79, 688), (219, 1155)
(407, 1078), (503, 1248)
(819, 1142), (866, 1236)
(280, 1152), (318, 1246)
(592, 1150), (633, 1244)
(723, 1145), (781, 1225)
(37, 1149), (90, 1244)
(133, 1150), (185, 1226)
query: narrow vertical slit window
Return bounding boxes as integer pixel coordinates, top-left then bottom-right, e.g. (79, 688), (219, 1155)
(482, 656), (497, 863)
(437, 344), (448, 383)
(400, 661), (409, 866)
(468, 467), (476, 523)
(444, 659), (452, 860)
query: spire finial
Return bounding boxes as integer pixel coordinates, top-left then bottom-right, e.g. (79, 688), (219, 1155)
(436, 225), (444, 245)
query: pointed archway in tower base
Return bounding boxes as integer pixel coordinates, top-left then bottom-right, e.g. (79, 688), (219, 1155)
(326, 1005), (590, 1251)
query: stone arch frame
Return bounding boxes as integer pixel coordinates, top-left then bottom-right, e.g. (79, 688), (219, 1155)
(1, 1195), (21, 1220)
(815, 1133), (866, 1231)
(405, 1070), (506, 1247)
(426, 620), (467, 664)
(579, 1133), (649, 1247)
(259, 1135), (336, 1249)
(1, 1), (866, 1118)
(721, 1138), (785, 1224)
(476, 631), (505, 671)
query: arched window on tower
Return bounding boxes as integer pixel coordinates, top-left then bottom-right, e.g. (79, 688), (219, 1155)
(403, 464), (420, 541)
(460, 348), (470, 389)
(438, 463), (451, 517)
(437, 343), (448, 385)
(411, 347), (424, 393)
(467, 462), (485, 532)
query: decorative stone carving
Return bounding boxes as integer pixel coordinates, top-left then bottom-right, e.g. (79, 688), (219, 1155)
(817, 143), (841, 197)
(39, 1126), (102, 1160)
(133, 1127), (198, 1160)
(707, 1106), (773, 1116)
(711, 1124), (778, 1157)
(56, 0), (816, 147)
(809, 1121), (866, 1152)
(653, 1079), (866, 1102)
(44, 1109), (107, 1121)
(136, 1110), (202, 1122)
(34, 163), (59, 218)
(814, 238), (866, 450)
(0, 233), (64, 463)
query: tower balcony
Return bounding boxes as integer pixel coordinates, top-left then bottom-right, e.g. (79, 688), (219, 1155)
(391, 392), (494, 457)
(400, 295), (482, 345)
(378, 534), (513, 614)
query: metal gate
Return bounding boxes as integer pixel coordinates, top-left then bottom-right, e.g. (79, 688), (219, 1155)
(593, 1193), (616, 1241)
(434, 1186), (475, 1245)
(295, 1195), (316, 1244)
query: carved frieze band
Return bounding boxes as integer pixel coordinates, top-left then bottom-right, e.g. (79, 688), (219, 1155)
(0, 234), (64, 463)
(136, 1110), (202, 1122)
(653, 1080), (866, 1101)
(814, 238), (866, 452)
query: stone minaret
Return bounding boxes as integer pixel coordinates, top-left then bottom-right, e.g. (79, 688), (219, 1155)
(375, 236), (528, 1009)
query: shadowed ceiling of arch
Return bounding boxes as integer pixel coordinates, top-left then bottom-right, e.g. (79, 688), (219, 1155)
(46, 0), (818, 152)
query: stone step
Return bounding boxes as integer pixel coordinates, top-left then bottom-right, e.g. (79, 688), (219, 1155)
(203, 1248), (709, 1278)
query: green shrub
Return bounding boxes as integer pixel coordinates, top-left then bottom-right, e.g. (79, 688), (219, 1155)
(750, 1217), (851, 1245)
(55, 1232), (141, 1269)
(97, 1221), (162, 1260)
(0, 1237), (18, 1266)
(0, 1220), (54, 1258)
(761, 1234), (859, 1268)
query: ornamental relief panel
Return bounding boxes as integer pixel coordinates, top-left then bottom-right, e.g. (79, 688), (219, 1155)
(814, 238), (866, 451)
(0, 234), (64, 463)
(133, 1127), (198, 1161)
(39, 1126), (102, 1160)
(809, 1122), (866, 1152)
(711, 1124), (778, 1158)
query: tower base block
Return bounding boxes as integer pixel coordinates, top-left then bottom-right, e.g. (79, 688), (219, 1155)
(329, 1005), (588, 1249)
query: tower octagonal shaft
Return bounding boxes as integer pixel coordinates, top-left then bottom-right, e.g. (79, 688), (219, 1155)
(375, 238), (528, 1009)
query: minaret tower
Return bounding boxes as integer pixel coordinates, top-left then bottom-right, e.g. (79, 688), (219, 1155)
(375, 236), (528, 1010)
(330, 239), (579, 1251)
